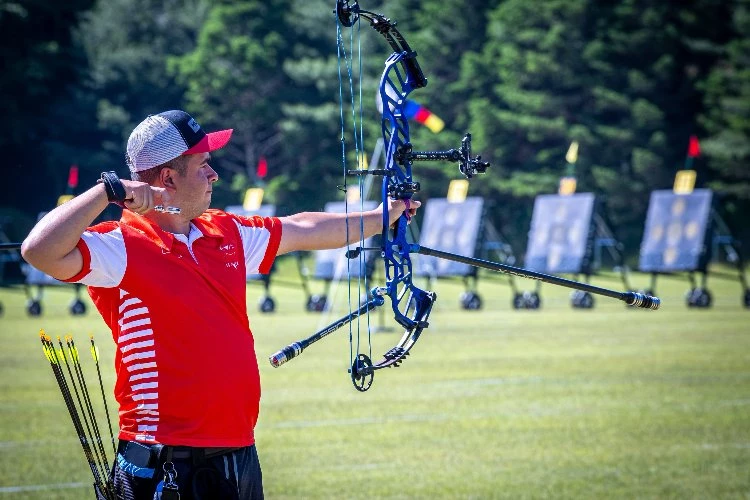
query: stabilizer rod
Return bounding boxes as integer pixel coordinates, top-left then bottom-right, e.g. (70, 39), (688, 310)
(413, 244), (660, 310)
(269, 296), (384, 367)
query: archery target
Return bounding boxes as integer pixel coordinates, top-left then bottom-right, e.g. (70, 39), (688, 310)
(638, 189), (713, 272)
(313, 201), (378, 280)
(523, 193), (596, 274)
(416, 197), (484, 277)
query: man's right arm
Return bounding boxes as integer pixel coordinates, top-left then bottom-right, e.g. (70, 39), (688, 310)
(21, 177), (168, 281)
(21, 183), (110, 281)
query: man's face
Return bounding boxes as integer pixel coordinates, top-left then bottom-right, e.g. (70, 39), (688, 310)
(171, 152), (218, 217)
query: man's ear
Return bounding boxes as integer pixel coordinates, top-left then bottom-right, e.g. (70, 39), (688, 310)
(159, 167), (176, 189)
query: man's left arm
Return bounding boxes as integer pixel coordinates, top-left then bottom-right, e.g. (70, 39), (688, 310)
(276, 199), (419, 255)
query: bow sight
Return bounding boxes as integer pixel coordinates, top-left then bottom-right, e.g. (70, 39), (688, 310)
(395, 134), (490, 179)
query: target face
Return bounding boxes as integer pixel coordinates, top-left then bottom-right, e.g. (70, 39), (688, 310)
(416, 197), (484, 276)
(639, 189), (713, 272)
(523, 193), (596, 274)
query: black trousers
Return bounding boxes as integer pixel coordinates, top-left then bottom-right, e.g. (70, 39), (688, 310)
(112, 440), (263, 500)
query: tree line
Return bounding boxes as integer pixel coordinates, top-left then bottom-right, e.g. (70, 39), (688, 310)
(1, 0), (747, 256)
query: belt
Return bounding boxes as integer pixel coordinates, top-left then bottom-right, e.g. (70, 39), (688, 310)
(171, 446), (242, 460)
(118, 439), (242, 467)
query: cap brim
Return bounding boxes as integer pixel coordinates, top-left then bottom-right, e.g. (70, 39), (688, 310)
(183, 129), (233, 155)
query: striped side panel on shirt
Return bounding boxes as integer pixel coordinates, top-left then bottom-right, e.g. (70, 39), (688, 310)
(118, 289), (159, 443)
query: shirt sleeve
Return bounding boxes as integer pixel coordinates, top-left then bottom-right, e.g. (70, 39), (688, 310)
(233, 216), (283, 274)
(61, 227), (128, 288)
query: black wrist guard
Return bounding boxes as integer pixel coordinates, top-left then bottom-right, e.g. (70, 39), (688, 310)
(100, 171), (127, 203)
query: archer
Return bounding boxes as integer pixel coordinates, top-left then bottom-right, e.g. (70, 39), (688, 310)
(21, 109), (419, 499)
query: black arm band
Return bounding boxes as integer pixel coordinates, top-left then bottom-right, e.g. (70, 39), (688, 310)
(100, 171), (127, 203)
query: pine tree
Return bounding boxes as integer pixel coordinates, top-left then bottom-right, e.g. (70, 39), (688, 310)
(699, 0), (750, 243)
(0, 0), (96, 225)
(77, 0), (210, 179)
(457, 0), (735, 252)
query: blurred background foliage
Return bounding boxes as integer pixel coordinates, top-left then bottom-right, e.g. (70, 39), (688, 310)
(1, 0), (747, 253)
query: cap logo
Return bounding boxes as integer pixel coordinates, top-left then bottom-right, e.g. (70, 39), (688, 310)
(187, 118), (201, 133)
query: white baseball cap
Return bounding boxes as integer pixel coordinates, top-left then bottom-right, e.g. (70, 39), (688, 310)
(126, 110), (233, 172)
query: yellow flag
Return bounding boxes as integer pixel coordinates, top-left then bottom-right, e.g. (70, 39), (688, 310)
(673, 170), (696, 194)
(447, 179), (469, 203)
(57, 194), (74, 206)
(424, 115), (445, 134)
(558, 177), (577, 195)
(243, 188), (264, 211)
(565, 142), (579, 164)
(358, 152), (369, 170)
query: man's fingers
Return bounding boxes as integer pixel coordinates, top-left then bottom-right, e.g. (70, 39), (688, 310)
(124, 189), (152, 214)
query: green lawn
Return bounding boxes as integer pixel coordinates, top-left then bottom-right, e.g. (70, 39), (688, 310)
(0, 259), (748, 499)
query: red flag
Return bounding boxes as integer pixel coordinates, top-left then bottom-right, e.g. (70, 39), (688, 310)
(256, 156), (268, 178)
(67, 165), (79, 188)
(687, 135), (701, 158)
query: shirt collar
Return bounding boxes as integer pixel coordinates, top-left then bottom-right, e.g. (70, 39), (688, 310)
(120, 210), (224, 251)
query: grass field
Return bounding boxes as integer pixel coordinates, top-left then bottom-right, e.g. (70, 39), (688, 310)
(0, 259), (749, 499)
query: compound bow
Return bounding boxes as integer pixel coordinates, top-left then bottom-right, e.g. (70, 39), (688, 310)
(269, 0), (659, 392)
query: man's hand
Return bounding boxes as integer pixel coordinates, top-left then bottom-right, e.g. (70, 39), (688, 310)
(384, 198), (421, 227)
(121, 180), (172, 215)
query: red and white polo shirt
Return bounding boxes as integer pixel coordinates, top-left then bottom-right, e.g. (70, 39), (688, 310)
(64, 209), (282, 447)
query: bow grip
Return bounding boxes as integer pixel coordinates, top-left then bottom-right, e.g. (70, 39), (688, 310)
(269, 342), (303, 367)
(390, 211), (410, 244)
